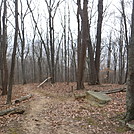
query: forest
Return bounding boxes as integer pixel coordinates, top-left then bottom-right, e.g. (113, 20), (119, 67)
(0, 0), (134, 133)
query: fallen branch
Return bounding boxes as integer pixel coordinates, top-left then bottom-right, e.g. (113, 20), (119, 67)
(0, 107), (25, 116)
(100, 88), (126, 94)
(14, 94), (32, 103)
(37, 77), (51, 88)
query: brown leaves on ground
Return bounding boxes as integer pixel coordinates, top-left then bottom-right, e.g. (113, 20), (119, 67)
(0, 83), (133, 134)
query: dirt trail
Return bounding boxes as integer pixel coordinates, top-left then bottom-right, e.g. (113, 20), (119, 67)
(22, 93), (49, 134)
(21, 89), (90, 134)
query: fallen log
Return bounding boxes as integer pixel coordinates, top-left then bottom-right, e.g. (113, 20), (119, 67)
(0, 107), (25, 116)
(37, 77), (51, 88)
(14, 94), (32, 103)
(100, 88), (126, 94)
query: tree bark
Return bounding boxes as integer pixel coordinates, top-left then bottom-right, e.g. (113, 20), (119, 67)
(0, 0), (3, 87)
(77, 0), (88, 90)
(125, 0), (134, 122)
(7, 0), (19, 104)
(118, 17), (124, 84)
(95, 0), (103, 84)
(106, 33), (112, 83)
(1, 0), (8, 95)
(77, 0), (82, 89)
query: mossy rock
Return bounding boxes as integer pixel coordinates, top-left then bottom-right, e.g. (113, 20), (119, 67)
(126, 122), (134, 130)
(86, 91), (112, 104)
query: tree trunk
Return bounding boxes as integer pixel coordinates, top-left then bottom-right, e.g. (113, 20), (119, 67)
(32, 26), (36, 82)
(121, 0), (129, 84)
(67, 4), (70, 85)
(113, 45), (117, 83)
(77, 0), (82, 89)
(118, 17), (124, 84)
(77, 0), (88, 90)
(1, 0), (8, 95)
(7, 0), (18, 104)
(95, 0), (103, 84)
(125, 0), (134, 122)
(63, 3), (67, 82)
(106, 33), (112, 83)
(0, 1), (3, 88)
(87, 34), (97, 85)
(38, 43), (42, 82)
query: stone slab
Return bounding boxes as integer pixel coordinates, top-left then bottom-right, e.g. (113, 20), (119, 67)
(86, 91), (112, 104)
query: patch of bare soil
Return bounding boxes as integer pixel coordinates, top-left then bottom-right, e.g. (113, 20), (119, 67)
(0, 83), (133, 134)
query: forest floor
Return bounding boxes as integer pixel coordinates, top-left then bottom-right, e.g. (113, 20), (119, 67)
(0, 82), (133, 134)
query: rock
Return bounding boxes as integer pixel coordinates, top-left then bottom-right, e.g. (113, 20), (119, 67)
(126, 121), (134, 130)
(86, 91), (112, 104)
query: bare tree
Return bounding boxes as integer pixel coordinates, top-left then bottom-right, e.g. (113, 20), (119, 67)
(95, 0), (103, 84)
(7, 0), (19, 104)
(18, 0), (29, 84)
(45, 0), (62, 83)
(121, 0), (129, 83)
(26, 0), (51, 80)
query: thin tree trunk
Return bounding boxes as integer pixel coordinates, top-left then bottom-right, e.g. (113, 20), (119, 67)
(32, 26), (36, 82)
(67, 4), (70, 85)
(7, 0), (18, 104)
(64, 3), (67, 82)
(1, 0), (8, 95)
(113, 45), (117, 83)
(106, 33), (112, 83)
(26, 0), (52, 78)
(121, 0), (129, 83)
(49, 10), (55, 83)
(70, 29), (76, 82)
(38, 43), (42, 82)
(118, 17), (124, 84)
(77, 0), (83, 89)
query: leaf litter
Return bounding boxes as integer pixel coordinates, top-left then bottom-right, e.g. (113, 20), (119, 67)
(0, 82), (133, 134)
